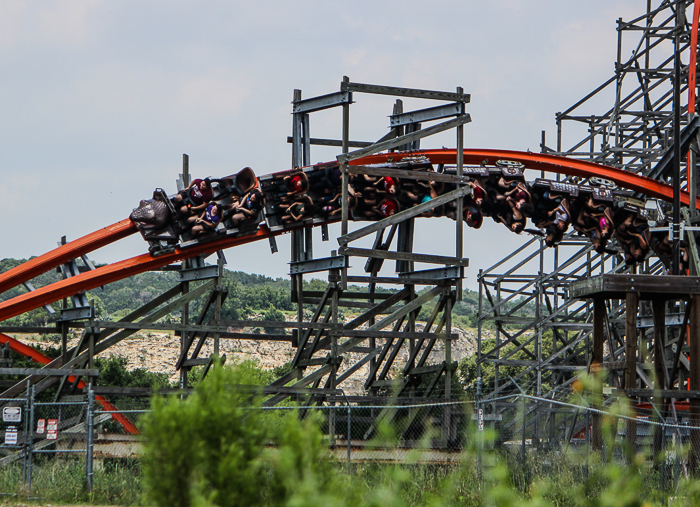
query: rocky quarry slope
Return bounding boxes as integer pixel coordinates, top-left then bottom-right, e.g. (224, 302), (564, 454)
(26, 320), (479, 396)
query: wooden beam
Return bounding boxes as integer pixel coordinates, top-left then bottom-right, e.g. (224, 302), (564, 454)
(339, 330), (456, 341)
(292, 287), (333, 368)
(0, 368), (98, 376)
(0, 326), (58, 334)
(652, 299), (667, 459)
(347, 165), (471, 185)
(337, 115), (471, 163)
(591, 297), (604, 451)
(341, 81), (470, 103)
(286, 137), (372, 148)
(342, 288), (410, 330)
(690, 295), (700, 472)
(339, 247), (468, 267)
(338, 185), (472, 245)
(333, 274), (460, 286)
(570, 274), (700, 300)
(623, 389), (700, 399)
(336, 347), (382, 385)
(263, 365), (333, 406)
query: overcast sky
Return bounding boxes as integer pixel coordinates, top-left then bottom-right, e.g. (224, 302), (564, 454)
(0, 1), (645, 289)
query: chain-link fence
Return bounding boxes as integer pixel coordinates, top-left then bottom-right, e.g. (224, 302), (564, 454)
(0, 395), (30, 498)
(1, 389), (700, 502)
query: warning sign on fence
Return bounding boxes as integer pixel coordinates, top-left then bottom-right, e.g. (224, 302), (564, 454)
(36, 419), (45, 434)
(2, 407), (20, 423)
(46, 419), (58, 440)
(4, 427), (17, 445)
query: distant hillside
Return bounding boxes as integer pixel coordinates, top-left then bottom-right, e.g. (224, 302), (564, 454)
(0, 257), (534, 329)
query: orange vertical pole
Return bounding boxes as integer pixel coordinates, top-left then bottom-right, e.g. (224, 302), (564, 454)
(689, 1), (700, 116)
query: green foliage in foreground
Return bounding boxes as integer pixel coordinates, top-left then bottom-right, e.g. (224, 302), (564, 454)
(5, 366), (700, 506)
(0, 458), (141, 505)
(140, 364), (700, 507)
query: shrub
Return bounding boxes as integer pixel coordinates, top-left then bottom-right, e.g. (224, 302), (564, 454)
(142, 362), (276, 507)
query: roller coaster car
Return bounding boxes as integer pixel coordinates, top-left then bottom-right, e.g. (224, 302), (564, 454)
(130, 189), (179, 255)
(463, 165), (490, 177)
(622, 201), (649, 219)
(216, 166), (257, 198)
(393, 155), (433, 170)
(590, 187), (614, 202)
(260, 165), (330, 232)
(533, 178), (580, 197)
(178, 171), (263, 247)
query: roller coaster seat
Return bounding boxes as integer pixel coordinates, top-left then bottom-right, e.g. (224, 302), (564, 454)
(217, 167), (257, 198)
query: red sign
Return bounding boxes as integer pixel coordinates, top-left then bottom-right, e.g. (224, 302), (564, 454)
(36, 419), (45, 434)
(46, 419), (58, 440)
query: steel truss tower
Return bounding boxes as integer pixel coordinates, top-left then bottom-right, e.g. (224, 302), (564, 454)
(478, 0), (700, 439)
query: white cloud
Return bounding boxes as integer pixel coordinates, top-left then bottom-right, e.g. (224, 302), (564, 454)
(0, 0), (99, 48)
(170, 68), (254, 118)
(342, 48), (368, 68)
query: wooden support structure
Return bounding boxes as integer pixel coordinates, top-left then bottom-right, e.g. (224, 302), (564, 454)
(259, 78), (470, 428)
(570, 274), (700, 463)
(591, 297), (604, 450)
(691, 295), (700, 472)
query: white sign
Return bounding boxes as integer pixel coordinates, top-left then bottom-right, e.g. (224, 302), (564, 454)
(2, 407), (21, 423)
(4, 427), (17, 445)
(46, 419), (58, 440)
(478, 408), (484, 432)
(36, 419), (45, 434)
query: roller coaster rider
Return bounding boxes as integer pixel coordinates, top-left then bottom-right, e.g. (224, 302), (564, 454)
(280, 195), (316, 224)
(364, 197), (399, 219)
(271, 170), (309, 202)
(373, 176), (398, 195)
(505, 181), (532, 213)
(498, 198), (527, 234)
(615, 212), (651, 264)
(173, 178), (214, 215)
(317, 192), (358, 217)
(539, 198), (571, 247)
(309, 164), (343, 194)
(225, 188), (263, 227)
(188, 202), (222, 237)
(467, 179), (486, 208)
(464, 206), (483, 229)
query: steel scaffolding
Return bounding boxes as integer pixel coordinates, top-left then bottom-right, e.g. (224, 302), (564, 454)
(477, 0), (700, 435)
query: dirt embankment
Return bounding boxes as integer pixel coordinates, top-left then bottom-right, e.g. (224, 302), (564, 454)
(20, 322), (479, 396)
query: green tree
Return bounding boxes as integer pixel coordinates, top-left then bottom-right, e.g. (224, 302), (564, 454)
(141, 361), (279, 507)
(95, 355), (168, 389)
(263, 305), (286, 334)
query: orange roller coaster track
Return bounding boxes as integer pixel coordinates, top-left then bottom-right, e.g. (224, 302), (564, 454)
(0, 333), (139, 434)
(1, 149), (697, 323)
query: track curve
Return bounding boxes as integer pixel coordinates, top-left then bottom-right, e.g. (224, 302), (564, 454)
(1, 149), (696, 323)
(352, 149), (700, 209)
(0, 333), (139, 434)
(0, 219), (137, 295)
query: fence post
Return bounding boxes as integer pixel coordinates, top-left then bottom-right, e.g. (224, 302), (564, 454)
(86, 383), (94, 493)
(27, 385), (35, 494)
(521, 395), (526, 464)
(661, 421), (666, 502)
(476, 378), (482, 482)
(347, 405), (351, 472)
(21, 381), (29, 487)
(585, 408), (590, 481)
